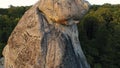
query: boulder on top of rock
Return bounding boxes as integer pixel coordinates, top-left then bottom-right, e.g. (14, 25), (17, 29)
(38, 0), (90, 25)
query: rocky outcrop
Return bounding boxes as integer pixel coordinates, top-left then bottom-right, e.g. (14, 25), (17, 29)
(0, 58), (4, 68)
(39, 0), (90, 25)
(3, 0), (90, 68)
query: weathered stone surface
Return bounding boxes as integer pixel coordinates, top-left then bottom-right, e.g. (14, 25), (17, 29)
(3, 0), (90, 68)
(0, 58), (4, 68)
(39, 0), (90, 25)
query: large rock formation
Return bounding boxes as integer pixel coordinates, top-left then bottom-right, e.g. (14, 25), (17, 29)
(3, 0), (90, 68)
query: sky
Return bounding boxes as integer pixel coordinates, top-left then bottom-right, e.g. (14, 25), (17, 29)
(0, 0), (120, 8)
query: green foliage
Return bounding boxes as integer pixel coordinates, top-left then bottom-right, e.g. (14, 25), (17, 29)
(94, 63), (102, 68)
(78, 4), (120, 68)
(0, 43), (5, 57)
(0, 5), (30, 57)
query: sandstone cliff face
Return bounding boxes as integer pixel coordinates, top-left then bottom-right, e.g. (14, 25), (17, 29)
(3, 0), (90, 68)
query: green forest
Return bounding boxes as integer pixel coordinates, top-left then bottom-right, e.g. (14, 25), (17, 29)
(0, 4), (120, 68)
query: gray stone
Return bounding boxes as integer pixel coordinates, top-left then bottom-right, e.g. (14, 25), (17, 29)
(3, 0), (90, 68)
(0, 58), (4, 68)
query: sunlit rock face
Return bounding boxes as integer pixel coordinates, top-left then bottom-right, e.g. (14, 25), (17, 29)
(3, 0), (90, 68)
(39, 0), (90, 25)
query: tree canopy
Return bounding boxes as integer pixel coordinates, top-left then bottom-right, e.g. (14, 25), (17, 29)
(78, 4), (120, 68)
